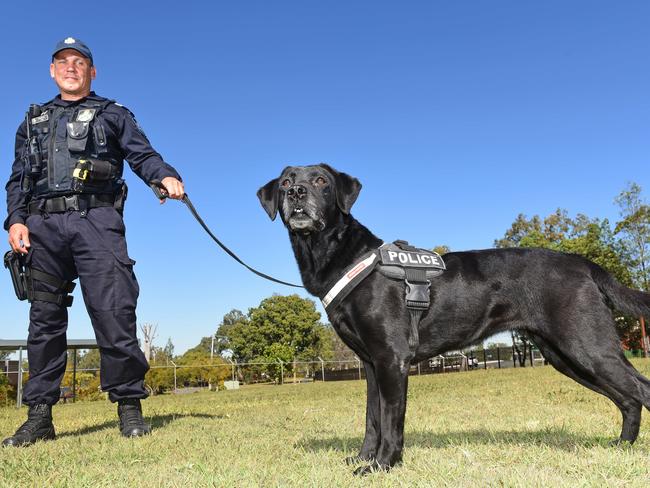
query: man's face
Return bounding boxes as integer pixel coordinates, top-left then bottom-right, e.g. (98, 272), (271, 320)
(49, 49), (96, 100)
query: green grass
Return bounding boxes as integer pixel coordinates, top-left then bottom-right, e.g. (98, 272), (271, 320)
(1, 361), (649, 487)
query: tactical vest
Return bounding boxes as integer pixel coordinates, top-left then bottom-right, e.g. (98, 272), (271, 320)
(23, 98), (123, 199)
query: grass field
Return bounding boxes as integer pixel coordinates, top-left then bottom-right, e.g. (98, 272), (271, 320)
(1, 361), (649, 487)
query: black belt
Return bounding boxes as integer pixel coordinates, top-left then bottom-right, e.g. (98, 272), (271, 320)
(28, 193), (116, 215)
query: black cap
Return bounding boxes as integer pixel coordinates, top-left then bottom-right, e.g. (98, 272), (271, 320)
(52, 37), (93, 64)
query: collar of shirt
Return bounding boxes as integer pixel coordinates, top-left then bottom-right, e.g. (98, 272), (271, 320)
(48, 91), (105, 107)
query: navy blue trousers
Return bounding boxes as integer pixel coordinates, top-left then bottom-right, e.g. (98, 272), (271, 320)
(22, 206), (149, 405)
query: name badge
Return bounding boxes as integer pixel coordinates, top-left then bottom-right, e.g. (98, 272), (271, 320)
(31, 113), (49, 125)
(76, 109), (96, 122)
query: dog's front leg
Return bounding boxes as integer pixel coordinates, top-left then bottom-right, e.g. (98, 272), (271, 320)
(353, 357), (409, 476)
(346, 360), (380, 465)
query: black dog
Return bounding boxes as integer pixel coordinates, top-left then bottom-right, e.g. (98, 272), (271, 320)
(258, 164), (650, 475)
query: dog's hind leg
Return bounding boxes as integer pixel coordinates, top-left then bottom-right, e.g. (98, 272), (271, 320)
(346, 361), (381, 465)
(527, 331), (643, 444)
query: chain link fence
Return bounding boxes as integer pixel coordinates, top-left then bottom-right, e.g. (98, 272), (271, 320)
(1, 345), (552, 407)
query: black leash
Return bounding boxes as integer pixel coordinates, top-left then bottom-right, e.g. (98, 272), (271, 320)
(150, 181), (303, 288)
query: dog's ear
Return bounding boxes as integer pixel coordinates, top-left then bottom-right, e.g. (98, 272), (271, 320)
(257, 177), (280, 221)
(319, 163), (362, 215)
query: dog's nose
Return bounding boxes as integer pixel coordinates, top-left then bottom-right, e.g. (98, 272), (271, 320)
(287, 184), (307, 201)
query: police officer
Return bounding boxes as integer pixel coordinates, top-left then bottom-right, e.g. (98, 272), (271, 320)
(3, 38), (184, 446)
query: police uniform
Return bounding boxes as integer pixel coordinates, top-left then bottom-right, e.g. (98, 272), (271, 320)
(4, 40), (181, 420)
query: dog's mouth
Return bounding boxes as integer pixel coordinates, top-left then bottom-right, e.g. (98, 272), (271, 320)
(286, 205), (325, 233)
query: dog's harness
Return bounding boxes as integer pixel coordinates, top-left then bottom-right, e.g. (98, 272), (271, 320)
(321, 240), (445, 351)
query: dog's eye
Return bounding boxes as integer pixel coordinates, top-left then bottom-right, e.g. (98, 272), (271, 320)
(281, 179), (291, 188)
(314, 176), (327, 186)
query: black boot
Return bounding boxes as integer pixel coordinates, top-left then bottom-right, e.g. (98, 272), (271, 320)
(2, 404), (56, 447)
(117, 399), (150, 437)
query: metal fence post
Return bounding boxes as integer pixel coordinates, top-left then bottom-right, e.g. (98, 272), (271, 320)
(72, 347), (78, 403)
(17, 347), (23, 408)
(318, 357), (325, 382)
(170, 360), (177, 392)
(640, 316), (648, 358)
(459, 353), (467, 371)
(227, 358), (235, 382)
(277, 359), (284, 385)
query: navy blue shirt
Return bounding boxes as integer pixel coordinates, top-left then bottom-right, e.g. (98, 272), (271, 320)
(4, 92), (181, 230)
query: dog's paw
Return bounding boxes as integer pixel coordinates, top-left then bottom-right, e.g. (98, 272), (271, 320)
(344, 454), (375, 465)
(608, 438), (634, 448)
(352, 462), (390, 476)
(344, 456), (362, 466)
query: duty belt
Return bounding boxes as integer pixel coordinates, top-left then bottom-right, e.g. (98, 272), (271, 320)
(27, 193), (116, 215)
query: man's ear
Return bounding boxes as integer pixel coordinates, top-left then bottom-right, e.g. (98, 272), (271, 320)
(318, 163), (362, 214)
(90, 66), (96, 80)
(257, 177), (280, 220)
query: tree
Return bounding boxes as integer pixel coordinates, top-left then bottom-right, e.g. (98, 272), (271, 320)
(140, 323), (158, 362)
(217, 295), (325, 382)
(176, 349), (229, 389)
(496, 208), (637, 341)
(163, 338), (174, 361)
(511, 331), (532, 367)
(432, 245), (451, 256)
(495, 209), (632, 285)
(78, 349), (101, 370)
(145, 345), (175, 394)
(614, 182), (650, 291)
(184, 336), (213, 356)
(214, 309), (248, 356)
(324, 326), (357, 363)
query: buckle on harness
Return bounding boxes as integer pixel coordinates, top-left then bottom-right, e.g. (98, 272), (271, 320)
(64, 195), (79, 211)
(405, 279), (431, 309)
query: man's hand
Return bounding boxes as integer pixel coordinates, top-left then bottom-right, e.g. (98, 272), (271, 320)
(160, 177), (185, 203)
(8, 223), (30, 254)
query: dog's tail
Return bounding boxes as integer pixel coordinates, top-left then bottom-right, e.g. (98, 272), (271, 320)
(589, 262), (650, 318)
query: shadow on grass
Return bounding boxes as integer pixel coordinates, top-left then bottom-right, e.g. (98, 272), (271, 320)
(296, 428), (620, 453)
(57, 412), (222, 438)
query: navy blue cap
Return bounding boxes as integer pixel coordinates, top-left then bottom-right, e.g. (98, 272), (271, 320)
(52, 37), (93, 64)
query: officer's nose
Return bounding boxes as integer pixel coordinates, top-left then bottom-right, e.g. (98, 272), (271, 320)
(287, 184), (307, 201)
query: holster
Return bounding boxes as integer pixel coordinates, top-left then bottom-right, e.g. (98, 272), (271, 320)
(4, 251), (28, 301)
(3, 251), (76, 306)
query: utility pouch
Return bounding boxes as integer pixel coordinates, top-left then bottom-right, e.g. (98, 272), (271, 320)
(72, 159), (116, 192)
(93, 123), (107, 150)
(3, 251), (29, 301)
(114, 180), (128, 213)
(66, 121), (90, 152)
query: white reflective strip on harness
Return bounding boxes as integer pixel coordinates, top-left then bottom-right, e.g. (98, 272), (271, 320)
(321, 253), (378, 309)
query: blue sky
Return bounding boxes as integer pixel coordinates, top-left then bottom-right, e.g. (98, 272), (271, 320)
(1, 1), (648, 355)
